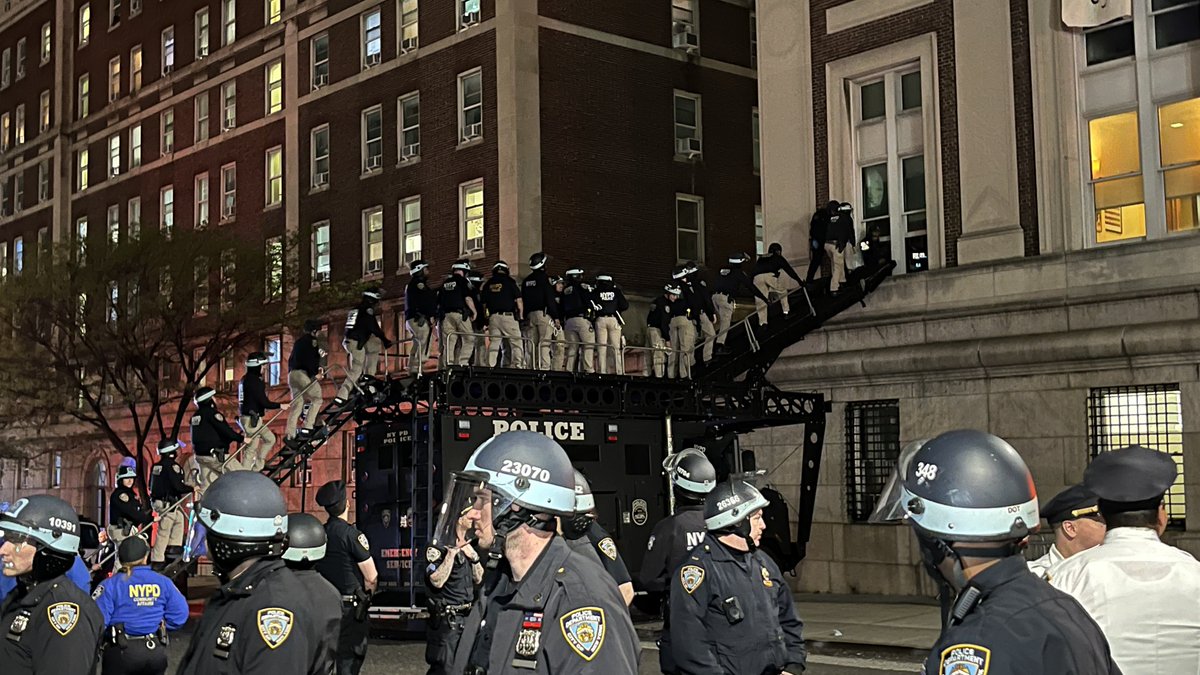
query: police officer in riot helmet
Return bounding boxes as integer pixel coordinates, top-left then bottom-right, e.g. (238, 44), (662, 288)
(712, 254), (768, 352)
(522, 252), (559, 370)
(109, 458), (154, 547)
(283, 513), (341, 675)
(0, 495), (105, 674)
(423, 505), (482, 675)
(438, 261), (479, 367)
(190, 385), (245, 492)
(286, 319), (326, 440)
(482, 261), (526, 368)
(405, 259), (439, 376)
(559, 268), (597, 374)
(335, 287), (394, 405)
(444, 431), (641, 674)
(670, 479), (807, 675)
(149, 438), (192, 566)
(94, 536), (189, 675)
(873, 430), (1121, 675)
(561, 469), (634, 605)
(314, 480), (378, 675)
(177, 471), (325, 674)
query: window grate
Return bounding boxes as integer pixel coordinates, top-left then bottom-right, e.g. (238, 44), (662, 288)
(845, 400), (900, 522)
(1087, 384), (1186, 528)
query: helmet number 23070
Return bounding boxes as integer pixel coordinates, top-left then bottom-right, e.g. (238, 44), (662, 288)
(500, 460), (551, 483)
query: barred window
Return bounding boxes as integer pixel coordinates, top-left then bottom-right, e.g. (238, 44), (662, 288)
(1087, 384), (1186, 527)
(845, 400), (900, 522)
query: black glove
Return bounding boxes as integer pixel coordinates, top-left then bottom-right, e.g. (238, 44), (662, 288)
(383, 338), (394, 349)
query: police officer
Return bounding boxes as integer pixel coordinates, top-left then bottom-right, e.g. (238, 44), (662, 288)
(562, 469), (634, 605)
(824, 203), (856, 294)
(873, 430), (1121, 675)
(110, 458), (154, 547)
(0, 495), (104, 674)
(560, 268), (596, 374)
(437, 262), (477, 367)
(190, 386), (245, 491)
(752, 243), (803, 326)
(1026, 484), (1104, 580)
(94, 536), (188, 675)
(639, 448), (716, 674)
(405, 259), (439, 376)
(283, 512), (342, 675)
(521, 252), (558, 370)
(314, 480), (379, 675)
(683, 264), (718, 364)
(443, 431), (641, 673)
(149, 438), (192, 565)
(712, 254), (768, 350)
(482, 261), (525, 368)
(592, 274), (629, 375)
(549, 275), (567, 371)
(805, 201), (839, 283)
(177, 471), (325, 674)
(466, 268), (489, 366)
(423, 506), (482, 675)
(335, 287), (394, 404)
(239, 351), (289, 473)
(286, 319), (326, 440)
(666, 284), (695, 379)
(670, 480), (807, 675)
(646, 286), (674, 378)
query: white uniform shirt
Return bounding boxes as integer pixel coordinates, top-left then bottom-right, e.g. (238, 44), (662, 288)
(1052, 527), (1200, 675)
(1026, 543), (1064, 580)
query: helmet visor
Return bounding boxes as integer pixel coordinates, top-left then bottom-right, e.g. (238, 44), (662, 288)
(867, 439), (928, 524)
(431, 472), (513, 551)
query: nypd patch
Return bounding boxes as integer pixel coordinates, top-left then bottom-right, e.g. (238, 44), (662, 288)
(358, 533), (370, 551)
(597, 537), (618, 561)
(559, 607), (605, 661)
(425, 546), (441, 563)
(760, 566), (774, 588)
(680, 565), (705, 594)
(47, 602), (79, 636)
(940, 644), (990, 675)
(646, 535), (655, 551)
(257, 608), (294, 649)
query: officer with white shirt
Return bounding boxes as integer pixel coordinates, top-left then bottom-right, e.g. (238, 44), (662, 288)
(1027, 484), (1104, 580)
(1053, 445), (1200, 675)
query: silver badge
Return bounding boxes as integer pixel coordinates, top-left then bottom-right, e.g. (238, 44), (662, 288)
(10, 613), (28, 634)
(631, 499), (648, 526)
(515, 628), (541, 657)
(217, 624), (237, 649)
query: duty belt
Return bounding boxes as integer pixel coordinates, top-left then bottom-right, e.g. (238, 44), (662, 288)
(436, 603), (473, 617)
(492, 311), (514, 316)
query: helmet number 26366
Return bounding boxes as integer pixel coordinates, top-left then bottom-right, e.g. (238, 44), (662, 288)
(500, 460), (551, 483)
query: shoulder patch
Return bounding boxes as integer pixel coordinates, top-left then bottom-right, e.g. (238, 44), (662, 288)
(191, 415), (201, 426)
(940, 644), (990, 675)
(358, 533), (370, 551)
(257, 608), (294, 649)
(92, 585), (103, 600)
(47, 602), (80, 636)
(596, 537), (618, 561)
(646, 535), (655, 551)
(680, 565), (705, 594)
(119, 493), (129, 502)
(425, 546), (441, 563)
(761, 566), (774, 588)
(559, 607), (606, 661)
(214, 413), (224, 422)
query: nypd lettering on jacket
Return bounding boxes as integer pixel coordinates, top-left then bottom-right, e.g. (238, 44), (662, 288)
(491, 419), (585, 442)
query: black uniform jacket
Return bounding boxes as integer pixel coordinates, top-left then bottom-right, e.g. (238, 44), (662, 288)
(345, 300), (388, 346)
(316, 518), (371, 595)
(637, 505), (706, 593)
(450, 536), (641, 674)
(239, 373), (279, 417)
(521, 270), (558, 317)
(922, 555), (1122, 675)
(150, 456), (191, 502)
(406, 275), (439, 320)
(0, 574), (104, 675)
(288, 334), (322, 378)
(565, 521), (632, 588)
(110, 485), (154, 528)
(191, 405), (243, 455)
(293, 567), (342, 675)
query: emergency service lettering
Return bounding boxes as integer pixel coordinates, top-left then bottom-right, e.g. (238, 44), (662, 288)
(491, 419), (585, 442)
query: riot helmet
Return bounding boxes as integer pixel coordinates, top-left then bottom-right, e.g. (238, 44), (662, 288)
(303, 318), (324, 334)
(562, 468), (595, 540)
(767, 242), (783, 255)
(409, 259), (429, 276)
(451, 260), (472, 274)
(492, 260), (510, 274)
(282, 512), (327, 566)
(529, 252), (548, 270)
(595, 274), (614, 285)
(671, 266), (689, 280)
(565, 268), (584, 279)
(197, 471), (289, 579)
(115, 457), (137, 486)
(665, 447), (717, 502)
(245, 351), (269, 369)
(704, 480), (770, 548)
(728, 253), (751, 265)
(362, 287), (383, 302)
(194, 386), (217, 406)
(0, 495), (82, 580)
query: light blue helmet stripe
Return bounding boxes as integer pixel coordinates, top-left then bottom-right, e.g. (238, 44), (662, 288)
(198, 507), (288, 540)
(282, 543), (326, 562)
(0, 520), (81, 555)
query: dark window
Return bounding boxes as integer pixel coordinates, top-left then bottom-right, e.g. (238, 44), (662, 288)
(845, 400), (901, 522)
(1087, 384), (1186, 528)
(900, 71), (921, 111)
(625, 444), (652, 475)
(860, 80), (885, 121)
(1154, 1), (1200, 49)
(1085, 21), (1135, 66)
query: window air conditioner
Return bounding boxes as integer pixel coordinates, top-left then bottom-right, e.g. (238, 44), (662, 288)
(163, 142), (173, 153)
(401, 37), (418, 53)
(313, 171), (329, 186)
(365, 52), (381, 67)
(313, 72), (328, 88)
(222, 115), (235, 131)
(672, 24), (699, 52)
(401, 143), (420, 160)
(366, 259), (383, 273)
(461, 10), (480, 27)
(675, 137), (702, 158)
(365, 155), (382, 171)
(198, 45), (209, 58)
(162, 64), (173, 75)
(462, 122), (482, 141)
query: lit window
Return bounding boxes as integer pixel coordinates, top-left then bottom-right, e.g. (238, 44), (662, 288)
(264, 335), (282, 385)
(754, 205), (764, 255)
(266, 237), (283, 301)
(195, 92), (210, 142)
(76, 217), (88, 260)
(79, 4), (91, 47)
(401, 196), (421, 263)
(362, 105), (383, 172)
(107, 204), (119, 245)
(311, 33), (329, 88)
(221, 80), (236, 130)
(127, 197), (140, 237)
(108, 56), (120, 102)
(362, 8), (382, 68)
(458, 69), (482, 142)
(195, 173), (209, 226)
(311, 125), (330, 187)
(400, 0), (419, 47)
(1088, 111), (1144, 243)
(267, 0), (283, 25)
(162, 26), (175, 74)
(0, 242), (7, 278)
(221, 163), (236, 219)
(161, 108), (174, 154)
(77, 147), (89, 191)
(265, 146), (283, 205)
(675, 194), (702, 262)
(0, 113), (8, 152)
(13, 236), (22, 275)
(130, 45), (142, 92)
(752, 107), (759, 173)
(460, 180), (484, 253)
(312, 221), (330, 283)
(13, 173), (22, 212)
(223, 0), (237, 45)
(130, 123), (142, 166)
(1158, 97), (1200, 233)
(15, 38), (25, 81)
(459, 0), (480, 30)
(363, 206), (384, 274)
(39, 90), (50, 132)
(107, 134), (120, 177)
(399, 92), (420, 159)
(196, 8), (210, 58)
(265, 60), (283, 114)
(14, 104), (23, 146)
(38, 162), (50, 202)
(78, 73), (89, 119)
(161, 185), (174, 236)
(40, 22), (50, 64)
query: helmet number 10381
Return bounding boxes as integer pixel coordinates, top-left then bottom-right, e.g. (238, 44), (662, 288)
(500, 460), (551, 483)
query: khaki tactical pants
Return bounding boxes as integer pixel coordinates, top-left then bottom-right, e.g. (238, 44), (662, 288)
(698, 313), (716, 363)
(151, 500), (186, 563)
(551, 326), (566, 371)
(669, 317), (696, 379)
(594, 316), (624, 375)
(563, 317), (595, 374)
(407, 317), (433, 375)
(239, 415), (276, 472)
(286, 370), (323, 438)
(337, 335), (382, 399)
(647, 327), (667, 378)
(753, 273), (789, 325)
(713, 294), (734, 345)
(107, 523), (136, 547)
(825, 242), (847, 293)
(195, 454), (235, 493)
(488, 314), (525, 368)
(439, 314), (472, 367)
(527, 310), (555, 370)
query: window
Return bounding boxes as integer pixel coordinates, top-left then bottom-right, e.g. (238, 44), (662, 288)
(1159, 97), (1200, 233)
(844, 400), (900, 522)
(13, 173), (22, 212)
(161, 108), (174, 154)
(195, 92), (209, 142)
(0, 242), (7, 278)
(77, 147), (89, 190)
(265, 146), (282, 206)
(220, 353), (236, 388)
(400, 0), (418, 48)
(264, 335), (282, 385)
(0, 113), (8, 152)
(674, 91), (701, 152)
(108, 0), (120, 27)
(39, 90), (49, 132)
(38, 161), (49, 202)
(399, 92), (420, 159)
(266, 237), (283, 300)
(36, 227), (49, 269)
(460, 180), (484, 253)
(130, 123), (142, 166)
(311, 124), (329, 187)
(1, 49), (10, 88)
(675, 194), (703, 262)
(311, 33), (329, 88)
(1087, 384), (1185, 526)
(219, 250), (235, 310)
(900, 156), (928, 272)
(752, 107), (760, 173)
(195, 173), (209, 226)
(161, 26), (175, 74)
(160, 185), (174, 236)
(107, 57), (120, 102)
(14, 105), (23, 146)
(106, 279), (118, 322)
(41, 22), (51, 64)
(195, 257), (209, 314)
(79, 4), (91, 47)
(107, 134), (120, 177)
(265, 60), (282, 114)
(0, 180), (9, 216)
(127, 196), (140, 236)
(131, 0), (141, 15)
(195, 8), (210, 58)
(221, 163), (236, 219)
(130, 45), (142, 92)
(860, 81), (885, 121)
(754, 205), (764, 255)
(223, 0), (236, 45)
(901, 71), (922, 111)
(749, 9), (756, 67)
(107, 204), (119, 245)
(458, 69), (482, 142)
(363, 206), (384, 274)
(459, 0), (480, 29)
(13, 236), (21, 275)
(77, 73), (89, 119)
(362, 105), (383, 172)
(75, 217), (88, 260)
(221, 80), (236, 130)
(15, 38), (25, 81)
(312, 221), (330, 283)
(267, 0), (283, 25)
(362, 8), (382, 68)
(401, 196), (421, 263)
(1089, 111), (1144, 243)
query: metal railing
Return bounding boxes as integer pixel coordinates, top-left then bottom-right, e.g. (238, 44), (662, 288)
(435, 328), (696, 378)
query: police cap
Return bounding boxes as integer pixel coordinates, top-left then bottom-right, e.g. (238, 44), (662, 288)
(118, 536), (150, 565)
(316, 480), (347, 508)
(1041, 483), (1099, 526)
(1084, 445), (1177, 509)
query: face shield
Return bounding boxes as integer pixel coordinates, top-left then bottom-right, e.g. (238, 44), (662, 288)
(867, 439), (929, 524)
(431, 472), (516, 553)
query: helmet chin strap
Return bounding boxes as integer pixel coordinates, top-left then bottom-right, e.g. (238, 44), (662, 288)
(484, 507), (556, 571)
